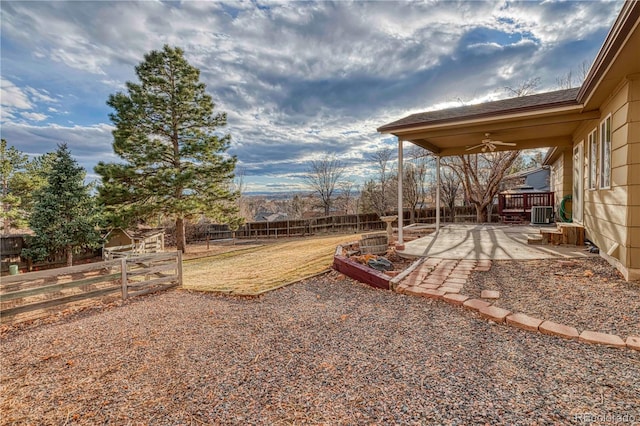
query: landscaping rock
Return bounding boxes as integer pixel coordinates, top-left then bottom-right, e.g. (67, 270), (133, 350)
(464, 257), (639, 339)
(1, 276), (639, 425)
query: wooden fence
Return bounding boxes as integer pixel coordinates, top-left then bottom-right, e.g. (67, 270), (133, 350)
(205, 213), (385, 240)
(1, 235), (25, 257)
(0, 251), (182, 323)
(0, 234), (99, 274)
(204, 208), (499, 241)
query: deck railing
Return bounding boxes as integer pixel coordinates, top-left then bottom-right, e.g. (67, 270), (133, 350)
(498, 192), (554, 221)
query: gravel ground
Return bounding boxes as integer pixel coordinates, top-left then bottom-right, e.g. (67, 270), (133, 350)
(464, 257), (640, 338)
(1, 274), (639, 425)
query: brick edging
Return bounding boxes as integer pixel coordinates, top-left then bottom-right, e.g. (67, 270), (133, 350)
(395, 258), (639, 352)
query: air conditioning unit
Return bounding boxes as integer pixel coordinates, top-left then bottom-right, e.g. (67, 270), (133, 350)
(531, 206), (554, 225)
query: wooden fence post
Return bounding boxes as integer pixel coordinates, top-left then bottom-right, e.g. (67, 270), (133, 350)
(177, 251), (183, 286)
(121, 257), (128, 300)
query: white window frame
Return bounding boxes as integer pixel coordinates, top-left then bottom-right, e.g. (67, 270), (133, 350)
(573, 142), (584, 223)
(599, 115), (611, 190)
(588, 129), (597, 190)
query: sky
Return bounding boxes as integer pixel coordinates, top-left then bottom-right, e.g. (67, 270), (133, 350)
(0, 0), (623, 193)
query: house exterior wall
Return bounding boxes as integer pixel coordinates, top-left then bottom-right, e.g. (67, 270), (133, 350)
(574, 76), (640, 279)
(502, 168), (550, 192)
(550, 152), (573, 219)
(625, 76), (640, 272)
(525, 169), (550, 191)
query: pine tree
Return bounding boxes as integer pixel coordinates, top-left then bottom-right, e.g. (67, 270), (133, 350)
(22, 144), (102, 267)
(1, 139), (28, 233)
(1, 140), (58, 234)
(96, 45), (238, 252)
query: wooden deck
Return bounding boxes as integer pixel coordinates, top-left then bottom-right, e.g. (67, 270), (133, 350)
(498, 192), (554, 223)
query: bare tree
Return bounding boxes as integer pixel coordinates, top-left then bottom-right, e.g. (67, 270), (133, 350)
(556, 59), (592, 89)
(336, 180), (357, 215)
(504, 77), (541, 97)
(556, 70), (575, 89)
(578, 59), (591, 82)
(446, 81), (540, 222)
(403, 164), (420, 224)
(302, 155), (346, 216)
(404, 146), (432, 223)
(359, 179), (378, 215)
(440, 166), (461, 222)
(286, 194), (304, 219)
(369, 148), (395, 215)
(446, 152), (519, 222)
(231, 167), (252, 224)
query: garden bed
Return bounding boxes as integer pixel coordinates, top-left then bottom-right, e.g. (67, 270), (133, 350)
(332, 241), (418, 290)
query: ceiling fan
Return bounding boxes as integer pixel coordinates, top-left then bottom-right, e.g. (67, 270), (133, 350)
(466, 133), (517, 152)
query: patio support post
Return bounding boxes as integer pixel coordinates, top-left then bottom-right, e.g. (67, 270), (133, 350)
(397, 138), (404, 246)
(436, 155), (441, 232)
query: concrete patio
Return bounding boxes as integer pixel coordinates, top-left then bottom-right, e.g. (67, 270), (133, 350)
(397, 224), (591, 260)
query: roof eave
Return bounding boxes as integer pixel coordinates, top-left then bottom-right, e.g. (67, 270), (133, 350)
(577, 1), (640, 104)
(378, 99), (580, 134)
(380, 103), (585, 136)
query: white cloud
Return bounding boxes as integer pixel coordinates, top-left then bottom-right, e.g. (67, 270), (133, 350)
(0, 0), (623, 190)
(1, 78), (33, 109)
(1, 122), (115, 173)
(20, 112), (49, 122)
(25, 86), (57, 103)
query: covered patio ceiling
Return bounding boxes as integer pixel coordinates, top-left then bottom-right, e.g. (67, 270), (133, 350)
(378, 88), (600, 157)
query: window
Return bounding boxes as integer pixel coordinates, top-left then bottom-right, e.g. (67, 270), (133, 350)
(599, 115), (611, 189)
(588, 129), (597, 190)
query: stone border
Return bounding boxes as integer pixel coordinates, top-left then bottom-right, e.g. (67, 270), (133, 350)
(395, 258), (639, 352)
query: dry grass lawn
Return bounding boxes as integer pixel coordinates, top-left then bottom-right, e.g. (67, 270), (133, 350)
(182, 234), (359, 295)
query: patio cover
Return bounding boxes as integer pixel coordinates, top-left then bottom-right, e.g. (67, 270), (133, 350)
(377, 0), (640, 256)
(377, 88), (600, 244)
(377, 87), (599, 157)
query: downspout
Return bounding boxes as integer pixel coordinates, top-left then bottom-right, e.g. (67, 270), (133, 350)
(397, 139), (404, 247)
